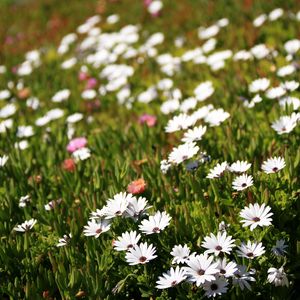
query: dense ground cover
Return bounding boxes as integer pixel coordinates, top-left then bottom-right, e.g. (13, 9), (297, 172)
(0, 0), (300, 299)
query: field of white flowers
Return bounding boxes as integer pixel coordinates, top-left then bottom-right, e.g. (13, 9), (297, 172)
(0, 0), (300, 299)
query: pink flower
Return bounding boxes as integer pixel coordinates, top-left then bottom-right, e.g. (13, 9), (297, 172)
(127, 179), (147, 195)
(78, 71), (89, 81)
(67, 137), (87, 153)
(144, 0), (152, 7)
(85, 78), (98, 90)
(139, 114), (157, 127)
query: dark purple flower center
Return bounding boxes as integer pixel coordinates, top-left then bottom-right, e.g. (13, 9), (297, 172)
(252, 217), (260, 222)
(171, 280), (177, 286)
(242, 183), (247, 187)
(152, 227), (160, 233)
(215, 245), (222, 251)
(272, 167), (278, 172)
(220, 269), (226, 274)
(96, 228), (102, 234)
(198, 269), (205, 275)
(115, 210), (122, 216)
(211, 283), (218, 291)
(139, 256), (147, 263)
(247, 252), (254, 257)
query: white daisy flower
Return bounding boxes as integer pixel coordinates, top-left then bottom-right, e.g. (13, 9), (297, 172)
(17, 125), (34, 138)
(279, 96), (300, 110)
(170, 244), (191, 264)
(204, 108), (230, 127)
(240, 203), (273, 231)
(57, 233), (72, 247)
(0, 155), (9, 167)
(232, 174), (253, 191)
(113, 231), (141, 252)
(202, 231), (236, 256)
(232, 265), (256, 290)
(206, 162), (228, 179)
(261, 156), (286, 174)
(124, 196), (152, 221)
(52, 89), (70, 103)
(168, 142), (200, 165)
(194, 81), (214, 101)
(156, 266), (187, 289)
(277, 65), (296, 77)
(165, 113), (195, 133)
(14, 219), (37, 232)
(203, 276), (228, 298)
(249, 78), (270, 93)
(160, 159), (171, 174)
(125, 242), (157, 265)
(236, 241), (265, 259)
(284, 39), (300, 54)
(83, 219), (111, 238)
(44, 199), (62, 211)
(272, 239), (288, 256)
(184, 254), (219, 286)
(103, 192), (133, 219)
(138, 211), (171, 235)
(268, 8), (284, 21)
(265, 87), (286, 99)
(267, 267), (289, 287)
(253, 14), (267, 27)
(72, 147), (91, 161)
(229, 160), (251, 173)
(216, 258), (238, 278)
(19, 195), (31, 208)
(181, 125), (207, 143)
(271, 115), (298, 134)
(280, 80), (299, 91)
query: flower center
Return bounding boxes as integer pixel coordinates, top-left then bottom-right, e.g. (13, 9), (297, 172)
(171, 280), (177, 286)
(220, 269), (226, 274)
(252, 217), (260, 222)
(211, 283), (218, 291)
(96, 228), (102, 234)
(115, 210), (122, 216)
(247, 252), (254, 258)
(152, 227), (160, 233)
(182, 155), (188, 161)
(272, 167), (278, 172)
(139, 256), (147, 263)
(215, 245), (222, 251)
(127, 244), (133, 249)
(242, 183), (247, 187)
(197, 269), (205, 275)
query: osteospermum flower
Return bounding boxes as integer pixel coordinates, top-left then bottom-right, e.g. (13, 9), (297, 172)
(103, 192), (134, 219)
(236, 241), (265, 259)
(168, 142), (200, 165)
(138, 211), (171, 234)
(272, 239), (288, 256)
(267, 267), (289, 287)
(0, 155), (9, 167)
(184, 254), (219, 286)
(229, 160), (251, 173)
(170, 244), (191, 264)
(124, 196), (151, 220)
(113, 231), (141, 251)
(127, 178), (146, 194)
(261, 157), (285, 174)
(156, 266), (187, 289)
(271, 115), (298, 135)
(217, 258), (238, 278)
(19, 195), (31, 208)
(72, 147), (91, 161)
(203, 276), (228, 298)
(165, 113), (195, 133)
(14, 219), (37, 232)
(232, 265), (256, 291)
(57, 233), (72, 247)
(206, 162), (228, 179)
(232, 174), (253, 191)
(240, 203), (273, 231)
(83, 219), (111, 238)
(201, 231), (235, 256)
(181, 125), (207, 143)
(67, 137), (87, 153)
(249, 78), (270, 93)
(125, 242), (157, 265)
